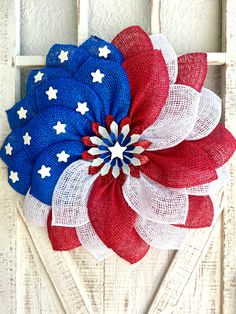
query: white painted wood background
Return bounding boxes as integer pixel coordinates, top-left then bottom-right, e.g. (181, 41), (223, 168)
(0, 0), (235, 313)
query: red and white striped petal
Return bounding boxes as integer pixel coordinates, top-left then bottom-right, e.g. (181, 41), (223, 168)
(135, 216), (187, 249)
(110, 121), (119, 138)
(100, 163), (111, 176)
(88, 147), (106, 155)
(52, 160), (99, 226)
(76, 222), (113, 260)
(123, 173), (188, 224)
(186, 165), (229, 196)
(90, 136), (106, 146)
(186, 88), (222, 140)
(23, 191), (50, 226)
(142, 85), (200, 150)
(98, 126), (112, 140)
(120, 124), (130, 139)
(150, 34), (178, 84)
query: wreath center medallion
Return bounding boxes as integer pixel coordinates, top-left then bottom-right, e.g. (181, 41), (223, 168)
(82, 117), (151, 178)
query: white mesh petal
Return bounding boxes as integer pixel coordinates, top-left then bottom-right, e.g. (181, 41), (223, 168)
(135, 216), (187, 249)
(23, 191), (50, 226)
(76, 222), (113, 260)
(186, 88), (222, 140)
(52, 160), (98, 227)
(142, 85), (200, 150)
(186, 165), (229, 196)
(123, 173), (188, 224)
(150, 34), (178, 84)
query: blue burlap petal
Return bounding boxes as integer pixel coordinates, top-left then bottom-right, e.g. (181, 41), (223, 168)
(75, 57), (130, 122)
(79, 36), (123, 63)
(35, 78), (104, 125)
(1, 106), (87, 196)
(46, 36), (123, 75)
(30, 140), (85, 204)
(6, 94), (37, 130)
(6, 150), (33, 195)
(1, 37), (131, 199)
(26, 68), (72, 95)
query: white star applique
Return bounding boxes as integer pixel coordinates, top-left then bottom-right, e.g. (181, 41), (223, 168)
(91, 69), (105, 83)
(38, 165), (51, 179)
(17, 107), (27, 119)
(108, 142), (127, 160)
(53, 121), (66, 135)
(98, 45), (111, 58)
(5, 143), (13, 155)
(46, 86), (58, 100)
(76, 102), (89, 115)
(56, 150), (70, 162)
(23, 132), (31, 145)
(58, 50), (69, 63)
(34, 71), (44, 83)
(9, 171), (19, 183)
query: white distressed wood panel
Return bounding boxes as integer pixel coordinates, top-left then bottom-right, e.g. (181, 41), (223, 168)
(222, 1), (236, 313)
(176, 218), (222, 314)
(0, 1), (235, 313)
(17, 212), (65, 313)
(0, 1), (18, 313)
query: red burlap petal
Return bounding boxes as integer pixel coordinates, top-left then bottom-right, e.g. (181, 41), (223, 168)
(47, 211), (81, 251)
(87, 175), (150, 263)
(123, 51), (169, 133)
(175, 195), (214, 228)
(188, 123), (236, 168)
(176, 53), (207, 92)
(112, 25), (153, 59)
(140, 142), (217, 188)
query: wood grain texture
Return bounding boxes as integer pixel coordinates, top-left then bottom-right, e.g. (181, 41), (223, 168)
(16, 199), (93, 314)
(0, 1), (18, 313)
(0, 1), (235, 313)
(221, 1), (236, 313)
(147, 192), (226, 314)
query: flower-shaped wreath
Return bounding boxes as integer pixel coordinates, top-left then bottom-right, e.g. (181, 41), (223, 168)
(1, 26), (236, 263)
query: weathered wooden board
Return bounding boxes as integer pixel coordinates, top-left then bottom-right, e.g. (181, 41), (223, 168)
(0, 0), (235, 313)
(221, 0), (236, 313)
(0, 1), (18, 313)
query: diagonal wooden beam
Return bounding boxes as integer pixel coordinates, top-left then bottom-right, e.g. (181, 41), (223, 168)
(147, 192), (226, 313)
(16, 199), (93, 314)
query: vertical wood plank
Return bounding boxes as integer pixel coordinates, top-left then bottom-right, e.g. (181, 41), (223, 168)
(0, 1), (17, 312)
(146, 2), (227, 313)
(77, 0), (89, 44)
(221, 1), (236, 313)
(150, 0), (161, 34)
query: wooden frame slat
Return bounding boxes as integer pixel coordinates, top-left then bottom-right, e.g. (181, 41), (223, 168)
(151, 0), (161, 34)
(15, 52), (227, 68)
(77, 0), (89, 44)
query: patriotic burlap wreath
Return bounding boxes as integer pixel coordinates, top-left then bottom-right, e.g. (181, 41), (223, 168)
(1, 26), (236, 263)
